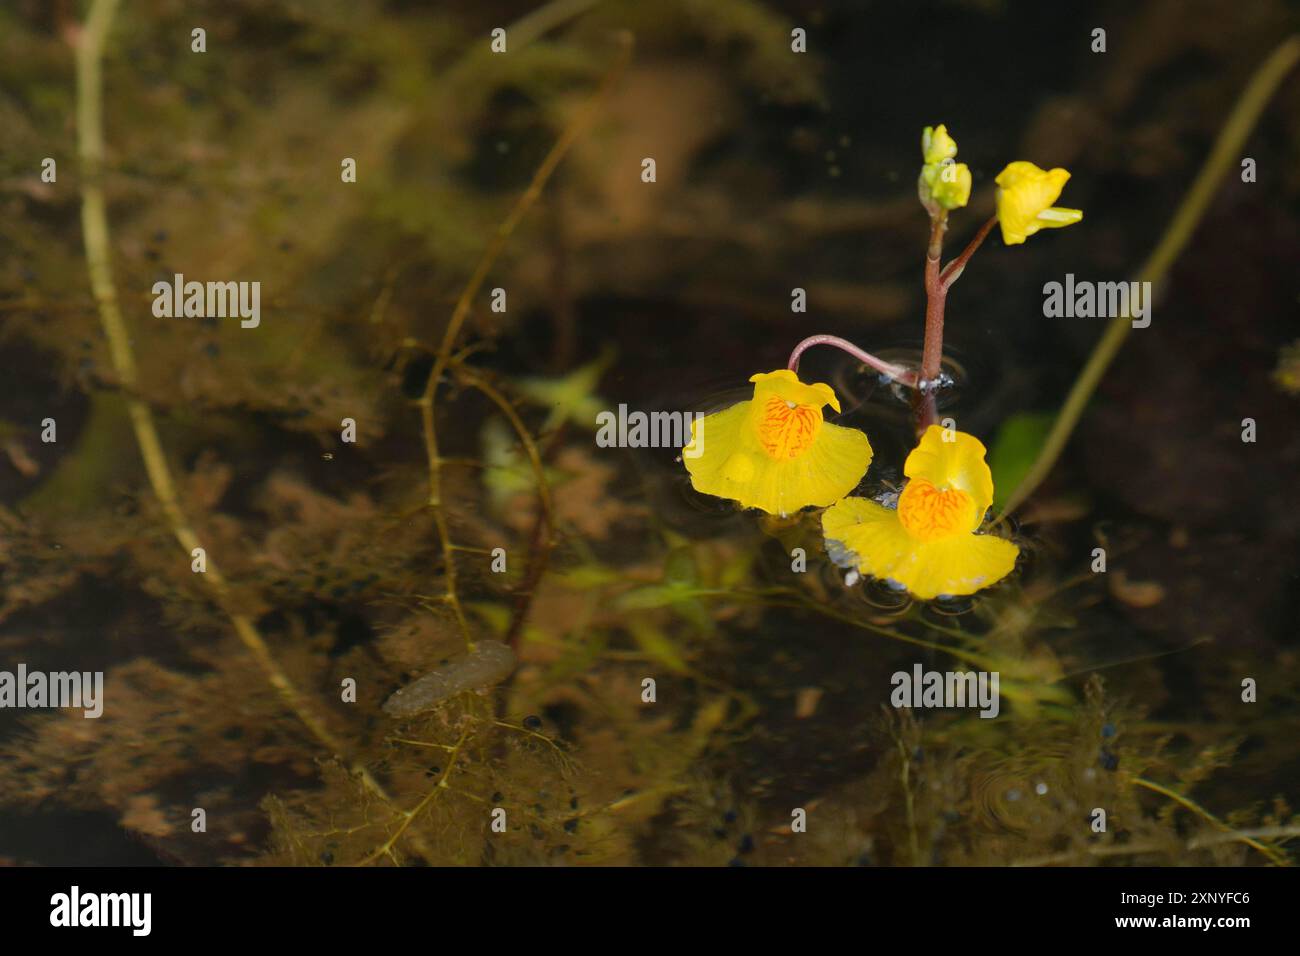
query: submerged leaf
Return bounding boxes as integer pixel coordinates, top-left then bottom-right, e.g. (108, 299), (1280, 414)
(988, 412), (1055, 510)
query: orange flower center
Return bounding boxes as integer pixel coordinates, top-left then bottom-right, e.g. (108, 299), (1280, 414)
(897, 478), (973, 541)
(755, 396), (820, 459)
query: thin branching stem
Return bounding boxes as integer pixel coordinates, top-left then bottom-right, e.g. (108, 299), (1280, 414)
(939, 215), (997, 290)
(417, 35), (630, 649)
(1131, 776), (1290, 866)
(455, 368), (556, 649)
(73, 0), (432, 864)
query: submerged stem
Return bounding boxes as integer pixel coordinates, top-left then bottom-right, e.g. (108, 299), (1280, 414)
(417, 34), (630, 648)
(73, 0), (432, 863)
(996, 35), (1300, 520)
(1131, 776), (1290, 866)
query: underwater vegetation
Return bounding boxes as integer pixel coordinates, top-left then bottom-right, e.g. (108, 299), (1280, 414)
(0, 0), (1299, 868)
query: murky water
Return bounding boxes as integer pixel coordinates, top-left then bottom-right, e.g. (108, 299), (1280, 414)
(1, 0), (1297, 867)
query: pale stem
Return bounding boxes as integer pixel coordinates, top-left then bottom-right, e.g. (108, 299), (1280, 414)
(787, 334), (917, 387)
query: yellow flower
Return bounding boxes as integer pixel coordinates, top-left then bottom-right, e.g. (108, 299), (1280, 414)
(821, 425), (1018, 599)
(684, 370), (872, 517)
(919, 124), (970, 211)
(994, 161), (1083, 245)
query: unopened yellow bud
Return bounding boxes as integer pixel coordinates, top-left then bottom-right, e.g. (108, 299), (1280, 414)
(921, 125), (958, 165)
(918, 124), (969, 212)
(924, 160), (971, 210)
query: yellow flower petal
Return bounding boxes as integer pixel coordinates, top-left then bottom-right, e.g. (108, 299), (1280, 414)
(994, 161), (1082, 245)
(822, 496), (1019, 599)
(749, 369), (840, 413)
(823, 496), (912, 571)
(903, 425), (994, 529)
(1034, 207), (1083, 228)
(684, 370), (871, 516)
(897, 477), (977, 541)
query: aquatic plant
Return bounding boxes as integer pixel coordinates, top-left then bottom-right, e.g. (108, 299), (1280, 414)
(0, 2), (1297, 872)
(682, 122), (1078, 600)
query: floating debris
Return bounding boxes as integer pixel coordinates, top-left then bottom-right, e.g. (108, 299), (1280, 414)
(382, 641), (517, 717)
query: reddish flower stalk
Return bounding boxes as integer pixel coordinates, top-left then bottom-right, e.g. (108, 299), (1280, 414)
(786, 214), (996, 437)
(787, 334), (917, 387)
(913, 214), (948, 432)
(913, 214), (998, 435)
(918, 214), (949, 385)
(940, 215), (998, 290)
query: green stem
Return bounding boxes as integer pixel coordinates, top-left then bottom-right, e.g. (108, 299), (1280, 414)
(997, 36), (1300, 520)
(73, 0), (434, 864)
